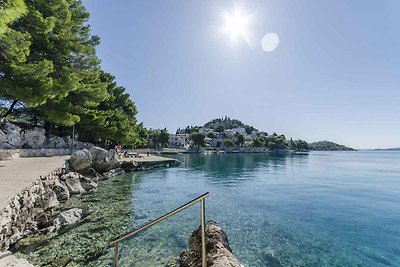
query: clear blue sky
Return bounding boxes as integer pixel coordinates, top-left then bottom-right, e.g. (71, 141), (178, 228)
(83, 0), (399, 149)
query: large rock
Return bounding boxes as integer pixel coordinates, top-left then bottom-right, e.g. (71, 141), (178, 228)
(23, 128), (46, 149)
(5, 130), (22, 148)
(89, 146), (120, 173)
(0, 131), (7, 148)
(60, 172), (97, 194)
(46, 136), (66, 149)
(3, 121), (21, 133)
(51, 180), (70, 202)
(52, 207), (90, 231)
(61, 172), (86, 194)
(34, 190), (59, 209)
(177, 221), (242, 267)
(69, 149), (92, 171)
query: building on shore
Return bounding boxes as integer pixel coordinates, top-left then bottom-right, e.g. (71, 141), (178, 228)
(168, 134), (190, 149)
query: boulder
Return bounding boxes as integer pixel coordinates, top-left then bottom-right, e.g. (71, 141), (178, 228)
(35, 190), (59, 209)
(177, 221), (242, 267)
(3, 121), (21, 133)
(51, 180), (70, 202)
(5, 130), (22, 148)
(46, 136), (66, 149)
(89, 146), (120, 173)
(69, 149), (92, 171)
(79, 176), (97, 191)
(52, 207), (90, 231)
(78, 167), (103, 182)
(61, 172), (85, 194)
(0, 131), (7, 148)
(23, 128), (46, 148)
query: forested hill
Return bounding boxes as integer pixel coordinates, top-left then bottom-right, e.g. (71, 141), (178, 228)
(204, 117), (257, 132)
(309, 141), (356, 151)
(177, 117), (258, 134)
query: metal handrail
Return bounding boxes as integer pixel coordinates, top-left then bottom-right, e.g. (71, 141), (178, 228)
(110, 192), (210, 267)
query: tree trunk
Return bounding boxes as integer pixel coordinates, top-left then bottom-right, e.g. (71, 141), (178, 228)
(2, 99), (18, 118)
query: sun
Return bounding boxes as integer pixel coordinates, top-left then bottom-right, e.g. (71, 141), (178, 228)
(222, 8), (251, 43)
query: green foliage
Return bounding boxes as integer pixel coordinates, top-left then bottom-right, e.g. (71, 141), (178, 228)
(176, 125), (201, 134)
(204, 117), (257, 132)
(0, 0), (143, 146)
(0, 0), (26, 34)
(214, 125), (225, 132)
(207, 132), (214, 139)
(252, 137), (263, 147)
(235, 134), (245, 146)
(309, 141), (354, 151)
(149, 128), (169, 148)
(190, 132), (206, 147)
(223, 138), (234, 147)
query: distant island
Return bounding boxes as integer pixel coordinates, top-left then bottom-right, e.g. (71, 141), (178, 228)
(309, 141), (356, 151)
(372, 147), (400, 151)
(152, 117), (355, 152)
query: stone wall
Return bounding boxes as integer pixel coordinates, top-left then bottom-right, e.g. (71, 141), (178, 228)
(0, 149), (72, 160)
(0, 120), (90, 153)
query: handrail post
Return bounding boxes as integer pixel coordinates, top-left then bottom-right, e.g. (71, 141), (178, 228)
(114, 243), (119, 267)
(111, 193), (209, 267)
(200, 198), (207, 267)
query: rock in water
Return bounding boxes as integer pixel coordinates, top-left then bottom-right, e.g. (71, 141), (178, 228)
(52, 207), (90, 231)
(69, 149), (92, 171)
(177, 221), (242, 267)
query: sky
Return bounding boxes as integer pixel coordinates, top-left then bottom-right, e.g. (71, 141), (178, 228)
(83, 0), (400, 149)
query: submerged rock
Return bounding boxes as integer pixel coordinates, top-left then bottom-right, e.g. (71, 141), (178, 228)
(177, 221), (242, 267)
(52, 207), (90, 232)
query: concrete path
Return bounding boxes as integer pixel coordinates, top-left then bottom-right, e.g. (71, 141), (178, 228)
(0, 156), (68, 210)
(0, 253), (34, 267)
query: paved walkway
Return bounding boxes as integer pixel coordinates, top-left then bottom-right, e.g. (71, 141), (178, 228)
(0, 156), (68, 210)
(0, 253), (34, 267)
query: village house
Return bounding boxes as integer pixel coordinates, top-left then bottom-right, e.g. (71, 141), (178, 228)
(168, 134), (190, 149)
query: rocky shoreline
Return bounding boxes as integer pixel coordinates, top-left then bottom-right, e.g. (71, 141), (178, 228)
(0, 146), (179, 254)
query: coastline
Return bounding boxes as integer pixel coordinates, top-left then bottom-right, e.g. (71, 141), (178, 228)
(0, 149), (179, 266)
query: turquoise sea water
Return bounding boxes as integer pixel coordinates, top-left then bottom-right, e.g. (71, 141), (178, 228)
(19, 151), (400, 266)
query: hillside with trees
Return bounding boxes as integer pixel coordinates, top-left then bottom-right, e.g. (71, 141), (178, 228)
(0, 0), (147, 147)
(309, 141), (355, 151)
(176, 117), (355, 152)
(177, 117), (310, 152)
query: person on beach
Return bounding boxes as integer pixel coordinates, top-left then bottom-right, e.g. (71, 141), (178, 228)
(115, 144), (122, 159)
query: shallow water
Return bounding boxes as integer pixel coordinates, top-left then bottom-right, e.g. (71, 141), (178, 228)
(18, 151), (400, 266)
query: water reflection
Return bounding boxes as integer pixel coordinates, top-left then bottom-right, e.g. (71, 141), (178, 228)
(174, 153), (309, 185)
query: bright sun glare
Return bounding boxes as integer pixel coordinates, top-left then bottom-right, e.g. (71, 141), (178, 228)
(222, 8), (251, 43)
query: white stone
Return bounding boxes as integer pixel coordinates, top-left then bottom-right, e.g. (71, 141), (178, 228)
(69, 149), (92, 171)
(46, 136), (66, 149)
(52, 207), (90, 230)
(89, 146), (120, 173)
(23, 129), (46, 149)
